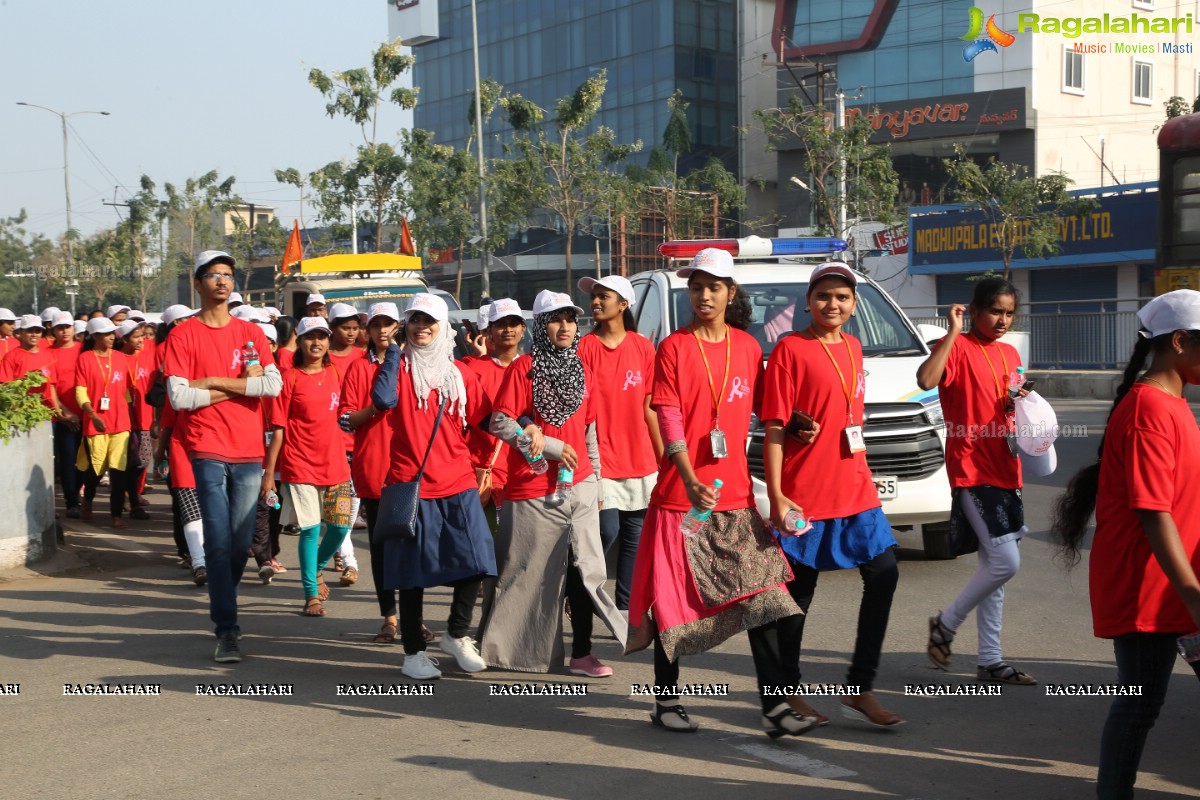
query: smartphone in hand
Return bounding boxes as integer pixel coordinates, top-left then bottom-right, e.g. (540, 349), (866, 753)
(785, 409), (815, 439)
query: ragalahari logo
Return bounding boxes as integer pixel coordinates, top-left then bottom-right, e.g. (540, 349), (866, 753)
(961, 7), (1015, 62)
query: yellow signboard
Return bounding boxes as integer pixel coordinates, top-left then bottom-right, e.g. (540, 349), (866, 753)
(1155, 268), (1200, 294)
(299, 253), (422, 274)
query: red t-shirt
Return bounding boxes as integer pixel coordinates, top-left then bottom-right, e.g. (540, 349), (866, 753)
(1091, 384), (1200, 638)
(460, 354), (514, 492)
(339, 356), (392, 500)
(37, 337), (53, 351)
(162, 316), (275, 461)
(125, 347), (155, 431)
(937, 333), (1022, 490)
(649, 327), (761, 513)
(0, 337), (16, 359)
(161, 403), (196, 489)
(270, 365), (351, 486)
(1, 345), (57, 408)
(49, 343), (82, 415)
(384, 363), (488, 499)
(494, 353), (596, 501)
(329, 348), (365, 452)
(761, 332), (879, 521)
(577, 332), (658, 481)
(74, 350), (131, 436)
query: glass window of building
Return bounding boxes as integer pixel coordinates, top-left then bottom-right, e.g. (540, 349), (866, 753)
(1063, 48), (1085, 95)
(1132, 59), (1153, 105)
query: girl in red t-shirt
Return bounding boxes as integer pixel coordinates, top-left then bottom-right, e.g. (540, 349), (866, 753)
(75, 318), (133, 528)
(626, 248), (807, 738)
(117, 321), (153, 522)
(479, 290), (626, 678)
(917, 277), (1037, 687)
(577, 275), (662, 611)
(261, 317), (353, 616)
(327, 304), (366, 585)
(1053, 289), (1200, 799)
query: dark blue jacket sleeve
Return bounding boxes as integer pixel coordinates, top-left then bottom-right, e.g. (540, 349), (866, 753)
(370, 343), (401, 411)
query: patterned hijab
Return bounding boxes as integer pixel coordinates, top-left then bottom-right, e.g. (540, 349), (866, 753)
(530, 311), (585, 428)
(402, 320), (467, 420)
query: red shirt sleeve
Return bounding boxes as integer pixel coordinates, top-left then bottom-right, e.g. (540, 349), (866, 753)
(651, 333), (681, 410)
(1124, 425), (1178, 513)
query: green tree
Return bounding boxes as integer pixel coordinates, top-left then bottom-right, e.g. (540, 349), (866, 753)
(0, 211), (54, 312)
(942, 147), (1094, 280)
(164, 170), (239, 303)
(498, 70), (642, 292)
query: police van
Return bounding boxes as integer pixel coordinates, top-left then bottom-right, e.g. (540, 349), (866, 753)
(632, 236), (955, 559)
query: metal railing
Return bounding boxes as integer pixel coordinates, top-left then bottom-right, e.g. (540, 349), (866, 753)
(907, 298), (1152, 369)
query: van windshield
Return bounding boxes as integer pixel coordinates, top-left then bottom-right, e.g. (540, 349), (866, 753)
(670, 282), (925, 359)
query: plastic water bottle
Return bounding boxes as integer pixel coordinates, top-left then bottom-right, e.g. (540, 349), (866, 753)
(680, 479), (723, 538)
(155, 458), (170, 481)
(1008, 366), (1025, 398)
(242, 340), (260, 367)
(515, 428), (549, 475)
(265, 489), (281, 510)
(549, 467), (573, 506)
(782, 508), (813, 536)
(1177, 631), (1200, 680)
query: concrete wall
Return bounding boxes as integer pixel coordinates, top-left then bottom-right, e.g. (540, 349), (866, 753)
(0, 423), (56, 569)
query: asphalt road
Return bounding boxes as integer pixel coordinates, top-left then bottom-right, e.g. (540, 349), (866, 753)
(1, 400), (1197, 800)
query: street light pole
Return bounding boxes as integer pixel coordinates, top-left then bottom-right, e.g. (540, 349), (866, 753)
(470, 0), (491, 300)
(16, 102), (111, 269)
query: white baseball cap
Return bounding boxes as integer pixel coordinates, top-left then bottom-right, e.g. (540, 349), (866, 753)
(404, 293), (449, 323)
(72, 320), (88, 335)
(257, 322), (278, 343)
(1137, 289), (1200, 338)
(328, 302), (358, 323)
(194, 250), (235, 275)
(230, 305), (259, 321)
(162, 304), (197, 326)
(105, 304), (132, 319)
(676, 247), (735, 280)
(1020, 444), (1058, 479)
(127, 309), (146, 321)
(367, 302), (401, 324)
(578, 275), (636, 307)
(0, 308), (16, 322)
(532, 290), (584, 317)
(487, 298), (524, 323)
(40, 306), (62, 323)
(51, 311), (74, 328)
(227, 293), (244, 307)
(265, 307), (281, 320)
(296, 317), (331, 338)
(116, 320), (140, 338)
(87, 317), (117, 335)
(807, 261), (859, 296)
(15, 314), (43, 331)
(476, 303), (492, 330)
(305, 293), (326, 307)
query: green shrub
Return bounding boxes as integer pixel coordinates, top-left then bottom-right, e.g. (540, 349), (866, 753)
(0, 373), (56, 444)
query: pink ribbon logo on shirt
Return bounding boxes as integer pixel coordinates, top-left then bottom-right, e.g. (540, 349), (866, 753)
(727, 376), (750, 402)
(112, 371), (124, 383)
(230, 348), (243, 372)
(622, 369), (642, 391)
(329, 392), (340, 412)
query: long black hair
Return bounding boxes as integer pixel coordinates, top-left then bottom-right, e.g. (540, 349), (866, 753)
(970, 276), (1019, 311)
(723, 278), (752, 330)
(1051, 329), (1200, 565)
(274, 316), (298, 348)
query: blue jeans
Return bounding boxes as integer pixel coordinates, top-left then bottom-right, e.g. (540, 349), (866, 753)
(192, 459), (261, 636)
(598, 507), (645, 611)
(53, 421), (82, 509)
(1097, 632), (1180, 799)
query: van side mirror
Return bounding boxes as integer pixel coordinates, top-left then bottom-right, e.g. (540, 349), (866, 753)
(917, 323), (948, 347)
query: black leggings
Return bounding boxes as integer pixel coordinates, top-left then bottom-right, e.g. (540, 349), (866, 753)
(363, 499), (398, 618)
(780, 547), (899, 692)
(399, 577), (483, 655)
(566, 557), (595, 659)
(82, 467), (126, 518)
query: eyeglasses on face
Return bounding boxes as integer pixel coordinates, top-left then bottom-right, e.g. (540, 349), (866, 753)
(199, 272), (235, 283)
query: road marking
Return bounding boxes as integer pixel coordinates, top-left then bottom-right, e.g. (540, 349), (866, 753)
(723, 737), (857, 778)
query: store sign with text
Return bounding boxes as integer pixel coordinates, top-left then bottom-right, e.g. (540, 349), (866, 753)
(847, 88), (1026, 143)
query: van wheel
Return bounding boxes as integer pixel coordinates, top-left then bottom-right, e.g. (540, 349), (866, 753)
(921, 522), (955, 560)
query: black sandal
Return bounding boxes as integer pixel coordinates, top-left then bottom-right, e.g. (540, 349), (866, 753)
(651, 703), (699, 732)
(762, 703), (819, 739)
(977, 662), (1037, 685)
(927, 613), (954, 671)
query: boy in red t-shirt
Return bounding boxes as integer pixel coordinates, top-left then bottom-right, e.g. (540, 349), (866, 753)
(163, 250), (282, 664)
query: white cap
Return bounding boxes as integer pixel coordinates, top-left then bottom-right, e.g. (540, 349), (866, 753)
(578, 275), (636, 307)
(807, 261), (859, 296)
(105, 304), (132, 319)
(1020, 444), (1058, 479)
(87, 317), (117, 335)
(1137, 289), (1200, 339)
(295, 317), (331, 338)
(367, 302), (401, 324)
(116, 320), (140, 338)
(15, 314), (43, 331)
(257, 322), (278, 343)
(676, 247), (735, 280)
(194, 250), (235, 275)
(532, 290), (584, 317)
(305, 293), (326, 307)
(162, 304), (197, 326)
(0, 308), (16, 322)
(40, 306), (62, 323)
(476, 303), (491, 330)
(404, 293), (450, 323)
(51, 311), (74, 328)
(328, 302), (358, 323)
(265, 307), (281, 320)
(227, 293), (244, 306)
(72, 320), (88, 335)
(127, 309), (146, 321)
(230, 305), (258, 321)
(487, 298), (524, 323)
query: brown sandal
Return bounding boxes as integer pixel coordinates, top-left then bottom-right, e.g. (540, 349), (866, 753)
(316, 573), (330, 601)
(927, 613), (954, 671)
(422, 624), (435, 643)
(303, 597), (326, 617)
(373, 620), (398, 644)
(841, 693), (904, 728)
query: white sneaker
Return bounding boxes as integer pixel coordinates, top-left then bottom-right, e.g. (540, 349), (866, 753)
(401, 651), (442, 680)
(441, 634), (487, 673)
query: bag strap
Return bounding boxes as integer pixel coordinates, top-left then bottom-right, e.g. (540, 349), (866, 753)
(486, 439), (504, 469)
(413, 394), (449, 484)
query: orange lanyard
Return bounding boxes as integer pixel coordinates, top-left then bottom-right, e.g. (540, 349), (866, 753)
(808, 326), (858, 425)
(690, 324), (731, 426)
(93, 351), (113, 398)
(969, 333), (1009, 401)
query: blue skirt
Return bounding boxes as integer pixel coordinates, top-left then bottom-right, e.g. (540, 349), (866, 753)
(776, 506), (897, 571)
(383, 488), (498, 591)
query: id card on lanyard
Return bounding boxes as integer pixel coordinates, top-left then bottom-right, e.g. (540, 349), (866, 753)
(691, 325), (731, 458)
(94, 352), (113, 412)
(970, 334), (1018, 458)
(809, 327), (866, 454)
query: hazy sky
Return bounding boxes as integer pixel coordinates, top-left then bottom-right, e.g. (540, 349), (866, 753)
(2, 0), (412, 243)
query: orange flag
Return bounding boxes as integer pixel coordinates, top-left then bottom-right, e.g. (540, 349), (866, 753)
(399, 217), (416, 256)
(282, 220), (303, 272)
